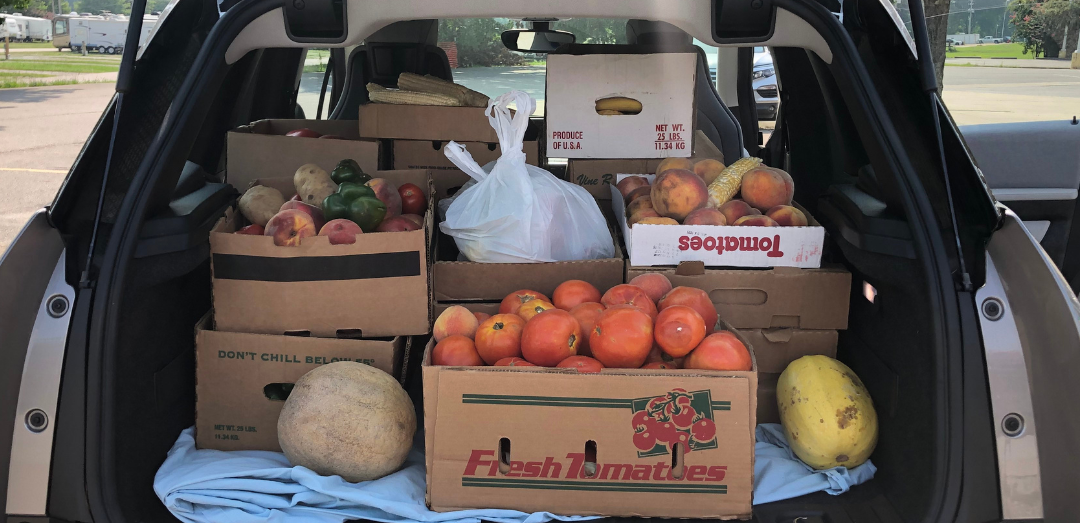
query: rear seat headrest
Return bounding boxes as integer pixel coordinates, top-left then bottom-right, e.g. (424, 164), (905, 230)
(625, 19), (692, 48)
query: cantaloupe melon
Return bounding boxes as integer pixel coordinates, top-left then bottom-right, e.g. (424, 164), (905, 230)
(277, 361), (415, 482)
(777, 355), (878, 470)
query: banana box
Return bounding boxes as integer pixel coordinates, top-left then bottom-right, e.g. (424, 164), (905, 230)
(545, 53), (697, 159)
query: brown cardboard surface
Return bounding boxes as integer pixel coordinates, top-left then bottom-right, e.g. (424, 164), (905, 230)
(358, 104), (501, 142)
(742, 329), (838, 373)
(433, 302), (501, 317)
(195, 313), (406, 451)
(627, 263), (851, 330)
(757, 372), (781, 424)
(422, 322), (757, 518)
(391, 139), (539, 171)
(211, 171), (434, 338)
(227, 119), (380, 191)
(564, 131), (722, 199)
(432, 229), (625, 302)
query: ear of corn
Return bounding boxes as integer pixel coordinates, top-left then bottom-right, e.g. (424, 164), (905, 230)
(397, 72), (489, 107)
(595, 97), (643, 114)
(707, 157), (763, 208)
(366, 82), (462, 106)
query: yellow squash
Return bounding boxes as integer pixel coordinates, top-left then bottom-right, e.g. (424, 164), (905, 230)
(777, 355), (878, 470)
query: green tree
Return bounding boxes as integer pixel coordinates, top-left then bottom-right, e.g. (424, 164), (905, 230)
(438, 18), (524, 67)
(555, 18), (627, 44)
(0, 0), (31, 12)
(1009, 0), (1079, 57)
(76, 0), (128, 15)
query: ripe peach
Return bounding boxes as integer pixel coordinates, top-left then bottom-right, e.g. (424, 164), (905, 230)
(590, 305), (654, 368)
(475, 314), (525, 365)
(517, 300), (556, 323)
(236, 224), (265, 235)
(365, 178), (402, 218)
(557, 355), (604, 373)
(628, 209), (661, 226)
(656, 157), (695, 176)
(684, 331), (752, 371)
(264, 209), (317, 247)
(693, 158), (726, 185)
(616, 176), (650, 199)
(474, 312), (491, 323)
(635, 217), (679, 226)
(499, 290), (551, 315)
(733, 215), (779, 227)
(569, 302), (605, 357)
(433, 335), (484, 366)
(625, 186), (652, 206)
(682, 208), (727, 226)
(651, 169), (708, 221)
(654, 305), (706, 358)
(433, 305), (479, 342)
(520, 309), (581, 367)
(766, 205), (808, 227)
(740, 166), (794, 211)
(318, 218), (363, 245)
(280, 200), (326, 231)
(494, 357), (536, 367)
(601, 284), (658, 319)
(658, 287), (718, 334)
(641, 361), (677, 370)
(552, 280), (602, 311)
(375, 216), (421, 232)
(628, 273), (673, 304)
(717, 199), (760, 225)
(626, 196), (654, 218)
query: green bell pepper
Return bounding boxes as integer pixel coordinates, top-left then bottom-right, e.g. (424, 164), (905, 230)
(330, 159), (371, 185)
(323, 181), (386, 232)
(348, 197), (387, 233)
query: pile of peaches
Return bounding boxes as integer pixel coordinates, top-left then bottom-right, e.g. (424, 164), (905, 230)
(619, 156), (809, 228)
(430, 273), (752, 373)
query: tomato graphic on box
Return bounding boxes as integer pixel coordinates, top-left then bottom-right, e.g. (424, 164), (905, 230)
(630, 388), (720, 458)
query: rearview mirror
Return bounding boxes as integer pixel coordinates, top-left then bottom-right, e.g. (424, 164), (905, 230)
(501, 28), (575, 53)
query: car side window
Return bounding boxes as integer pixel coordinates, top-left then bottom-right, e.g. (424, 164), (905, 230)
(297, 48), (334, 119)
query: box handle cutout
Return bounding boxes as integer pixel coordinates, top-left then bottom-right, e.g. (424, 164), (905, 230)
(671, 443), (685, 479)
(283, 330), (311, 337)
(336, 329), (364, 339)
(428, 140), (445, 151)
(498, 437), (511, 474)
(263, 383), (295, 401)
(709, 288), (768, 306)
(583, 440), (597, 478)
(595, 97), (642, 115)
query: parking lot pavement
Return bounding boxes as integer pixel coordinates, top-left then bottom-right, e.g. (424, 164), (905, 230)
(942, 66), (1080, 125)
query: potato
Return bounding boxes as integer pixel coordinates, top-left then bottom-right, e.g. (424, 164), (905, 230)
(293, 163), (337, 208)
(237, 185), (285, 226)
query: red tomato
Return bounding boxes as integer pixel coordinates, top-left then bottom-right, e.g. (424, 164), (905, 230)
(398, 183), (427, 215)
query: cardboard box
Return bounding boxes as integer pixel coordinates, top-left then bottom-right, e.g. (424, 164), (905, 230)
(194, 313), (407, 451)
(627, 262), (851, 330)
(432, 229), (625, 303)
(422, 323), (757, 518)
(358, 104), (501, 142)
(227, 119), (380, 191)
(741, 329), (838, 424)
(392, 139), (540, 171)
(210, 171), (434, 338)
(563, 131), (725, 199)
(613, 174), (826, 268)
(546, 53), (696, 159)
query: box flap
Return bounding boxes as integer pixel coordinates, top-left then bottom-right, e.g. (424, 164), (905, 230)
(358, 104), (501, 142)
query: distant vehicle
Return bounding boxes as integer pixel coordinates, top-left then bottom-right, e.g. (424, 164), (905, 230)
(6, 14), (53, 41)
(752, 46), (777, 121)
(1, 16), (25, 41)
(979, 36), (1003, 44)
(52, 12), (158, 54)
(947, 32), (979, 45)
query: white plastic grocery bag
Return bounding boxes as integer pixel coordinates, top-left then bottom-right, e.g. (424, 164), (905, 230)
(440, 91), (615, 263)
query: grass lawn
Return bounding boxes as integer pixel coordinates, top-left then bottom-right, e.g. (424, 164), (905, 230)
(0, 60), (119, 73)
(946, 42), (1034, 59)
(0, 71), (51, 78)
(303, 63), (326, 73)
(0, 78), (79, 88)
(4, 41), (55, 49)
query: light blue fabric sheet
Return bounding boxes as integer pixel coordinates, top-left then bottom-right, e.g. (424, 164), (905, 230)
(753, 423), (876, 504)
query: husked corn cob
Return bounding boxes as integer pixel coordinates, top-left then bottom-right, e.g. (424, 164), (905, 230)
(397, 72), (489, 107)
(595, 97), (642, 114)
(707, 157), (763, 209)
(366, 82), (462, 106)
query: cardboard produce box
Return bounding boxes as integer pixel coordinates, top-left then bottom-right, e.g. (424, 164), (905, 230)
(392, 139), (540, 171)
(227, 119), (380, 191)
(194, 313), (407, 451)
(565, 131), (724, 199)
(627, 262), (851, 330)
(210, 171), (434, 338)
(613, 174), (826, 268)
(421, 325), (757, 518)
(546, 53), (696, 159)
(358, 104), (501, 142)
(741, 329), (838, 424)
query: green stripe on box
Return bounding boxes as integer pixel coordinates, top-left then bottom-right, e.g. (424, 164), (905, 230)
(711, 401), (731, 411)
(461, 477), (727, 494)
(462, 394), (632, 408)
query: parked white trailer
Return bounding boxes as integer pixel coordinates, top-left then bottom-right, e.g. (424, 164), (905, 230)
(6, 15), (52, 41)
(52, 13), (158, 54)
(947, 33), (980, 45)
(1, 16), (26, 41)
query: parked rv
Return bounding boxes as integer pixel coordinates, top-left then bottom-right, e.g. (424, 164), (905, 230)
(51, 13), (157, 54)
(5, 14), (53, 41)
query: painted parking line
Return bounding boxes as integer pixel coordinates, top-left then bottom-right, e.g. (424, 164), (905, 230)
(0, 167), (67, 174)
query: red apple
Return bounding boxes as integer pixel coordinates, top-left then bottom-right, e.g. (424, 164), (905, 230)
(280, 200), (325, 231)
(398, 183), (427, 215)
(375, 216), (421, 233)
(264, 209), (317, 246)
(318, 218), (363, 245)
(235, 224), (264, 235)
(285, 128), (321, 138)
(289, 194), (302, 202)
